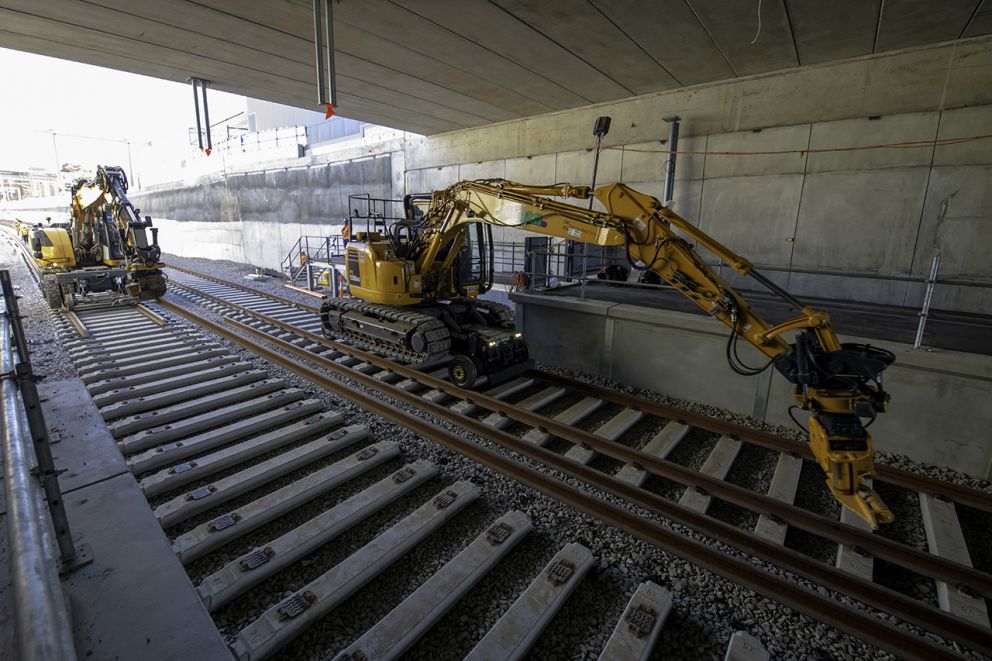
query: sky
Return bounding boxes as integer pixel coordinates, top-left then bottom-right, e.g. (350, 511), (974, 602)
(0, 47), (247, 186)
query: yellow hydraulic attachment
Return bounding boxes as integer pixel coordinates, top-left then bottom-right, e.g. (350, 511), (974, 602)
(329, 179), (896, 528)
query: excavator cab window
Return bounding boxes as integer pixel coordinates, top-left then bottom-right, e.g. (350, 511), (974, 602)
(403, 193), (432, 221)
(453, 223), (493, 295)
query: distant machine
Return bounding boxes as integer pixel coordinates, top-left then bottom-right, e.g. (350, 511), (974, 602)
(322, 179), (896, 528)
(29, 165), (166, 310)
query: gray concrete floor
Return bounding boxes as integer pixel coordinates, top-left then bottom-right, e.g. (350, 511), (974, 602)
(2, 379), (230, 661)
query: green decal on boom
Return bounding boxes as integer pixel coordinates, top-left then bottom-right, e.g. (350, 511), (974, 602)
(518, 210), (547, 227)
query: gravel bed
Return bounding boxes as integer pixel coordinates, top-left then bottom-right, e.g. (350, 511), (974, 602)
(165, 253), (324, 310)
(586, 415), (662, 476)
(870, 483), (939, 607)
(571, 401), (624, 434)
(17, 250), (992, 661)
(532, 390), (586, 420)
(706, 444), (781, 531)
(0, 234), (77, 381)
(537, 364), (992, 496)
(663, 428), (720, 472)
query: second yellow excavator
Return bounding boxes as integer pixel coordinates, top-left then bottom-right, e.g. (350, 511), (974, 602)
(322, 179), (896, 528)
(29, 165), (166, 309)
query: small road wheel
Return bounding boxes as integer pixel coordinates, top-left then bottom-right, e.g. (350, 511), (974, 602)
(448, 354), (480, 389)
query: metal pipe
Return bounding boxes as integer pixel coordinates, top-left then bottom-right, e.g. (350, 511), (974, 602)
(663, 116), (680, 207)
(312, 0), (326, 105)
(1, 271), (78, 564)
(1, 311), (78, 661)
(191, 79), (203, 151)
(748, 267), (806, 312)
(324, 0), (337, 106)
(201, 81), (212, 152)
(914, 254), (941, 349)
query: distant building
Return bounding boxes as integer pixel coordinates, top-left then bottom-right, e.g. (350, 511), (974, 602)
(0, 168), (59, 201)
(197, 99), (367, 157)
(245, 99), (364, 144)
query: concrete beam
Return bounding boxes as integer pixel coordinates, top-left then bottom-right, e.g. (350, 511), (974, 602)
(787, 0), (881, 65)
(875, 0), (982, 51)
(593, 0), (736, 85)
(393, 0), (630, 103)
(490, 0), (680, 95)
(685, 0), (799, 75)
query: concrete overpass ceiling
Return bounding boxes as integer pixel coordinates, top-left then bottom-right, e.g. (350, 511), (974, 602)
(0, 0), (988, 136)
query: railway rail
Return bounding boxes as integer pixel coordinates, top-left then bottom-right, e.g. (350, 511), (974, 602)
(151, 264), (992, 659)
(5, 235), (986, 659)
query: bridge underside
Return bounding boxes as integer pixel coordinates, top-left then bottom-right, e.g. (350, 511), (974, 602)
(0, 0), (990, 135)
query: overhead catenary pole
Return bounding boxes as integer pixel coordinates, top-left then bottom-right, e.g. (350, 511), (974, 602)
(50, 130), (62, 190)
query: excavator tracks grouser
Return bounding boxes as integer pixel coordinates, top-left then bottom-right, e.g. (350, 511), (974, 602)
(321, 297), (530, 387)
(321, 298), (452, 364)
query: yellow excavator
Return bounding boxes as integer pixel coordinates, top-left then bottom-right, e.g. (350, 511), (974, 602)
(322, 179), (896, 528)
(30, 165), (166, 309)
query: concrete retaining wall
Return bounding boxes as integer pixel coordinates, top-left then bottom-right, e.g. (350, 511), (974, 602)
(512, 292), (992, 480)
(131, 153), (393, 226)
(404, 109), (992, 316)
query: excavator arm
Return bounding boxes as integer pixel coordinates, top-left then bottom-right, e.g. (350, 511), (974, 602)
(416, 179), (895, 528)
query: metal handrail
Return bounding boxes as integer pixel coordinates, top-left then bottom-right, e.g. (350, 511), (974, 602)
(1, 278), (78, 661)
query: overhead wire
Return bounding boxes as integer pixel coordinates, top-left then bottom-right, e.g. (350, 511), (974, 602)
(750, 0), (762, 45)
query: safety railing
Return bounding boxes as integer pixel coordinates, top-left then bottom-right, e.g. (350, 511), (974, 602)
(1, 270), (80, 661)
(280, 234), (347, 286)
(500, 245), (992, 348)
(210, 125), (308, 156)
